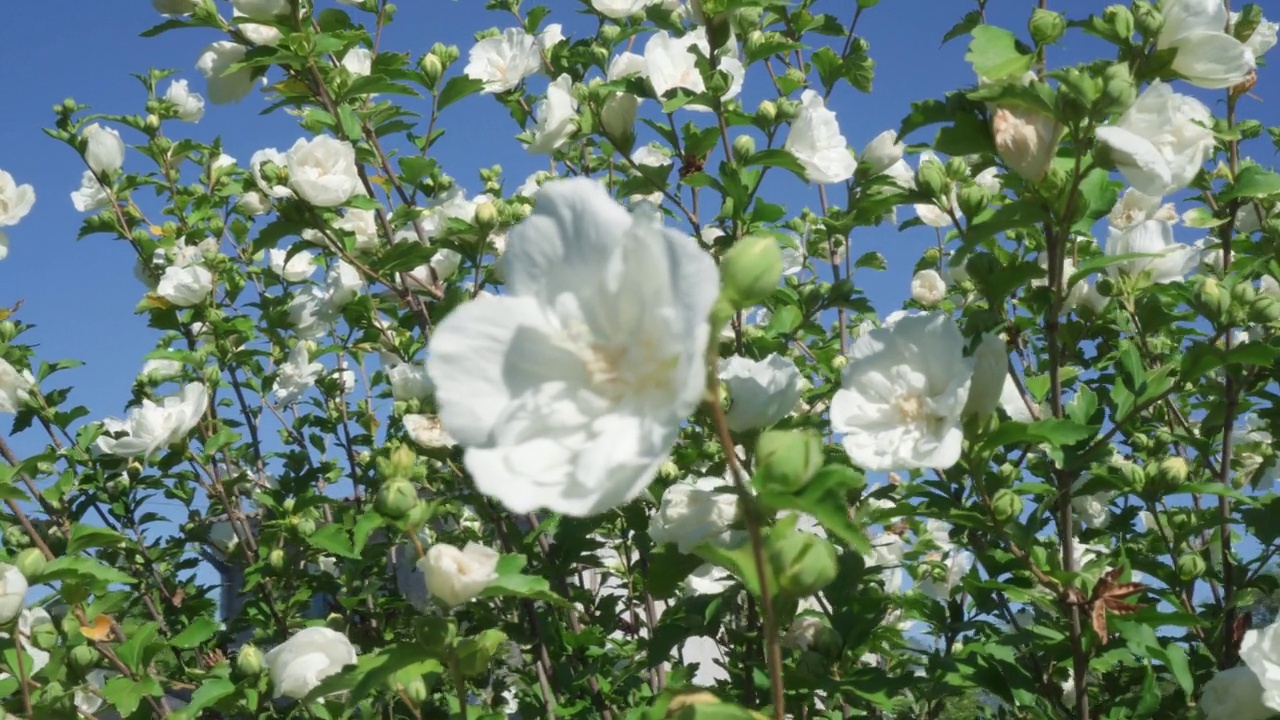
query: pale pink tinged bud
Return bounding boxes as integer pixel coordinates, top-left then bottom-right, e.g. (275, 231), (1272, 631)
(992, 107), (1059, 182)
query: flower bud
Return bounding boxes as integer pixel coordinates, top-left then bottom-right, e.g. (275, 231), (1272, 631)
(944, 157), (969, 181)
(915, 160), (949, 200)
(599, 24), (622, 45)
(753, 430), (823, 492)
(964, 252), (1000, 284)
(990, 488), (1024, 522)
(70, 644), (99, 671)
(601, 92), (638, 153)
(910, 269), (946, 307)
(1149, 456), (1189, 495)
(1055, 69), (1100, 122)
(13, 549), (45, 581)
(455, 628), (509, 677)
(992, 107), (1059, 182)
(402, 675), (430, 704)
(0, 322), (16, 344)
(295, 516), (316, 537)
(1029, 8), (1067, 45)
(768, 527), (838, 598)
(376, 479), (420, 520)
(755, 99), (778, 126)
(776, 98), (800, 122)
(1114, 458), (1146, 493)
(145, 114), (161, 131)
(721, 235), (783, 309)
(236, 644), (265, 677)
(1250, 295), (1280, 325)
(732, 134), (756, 162)
(1099, 63), (1137, 114)
(1191, 276), (1232, 324)
(419, 54), (444, 88)
(782, 67), (806, 87)
(1104, 5), (1134, 39)
(1231, 280), (1257, 308)
(1132, 0), (1163, 38)
(957, 183), (991, 218)
(1176, 552), (1206, 580)
(473, 201), (499, 231)
(267, 548), (286, 571)
(2, 527), (29, 550)
(1095, 276), (1117, 297)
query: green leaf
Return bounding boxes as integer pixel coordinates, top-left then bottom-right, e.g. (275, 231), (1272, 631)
(744, 149), (808, 182)
(101, 675), (162, 717)
(307, 523), (361, 560)
(169, 617), (221, 650)
(436, 75), (484, 111)
(1220, 165), (1280, 201)
(966, 26), (1034, 82)
(942, 10), (983, 46)
(934, 113), (997, 156)
(1164, 642), (1193, 700)
(758, 465), (871, 557)
(117, 621), (160, 670)
(43, 555), (137, 587)
(478, 554), (567, 604)
(645, 546), (707, 599)
(306, 643), (441, 704)
(67, 525), (128, 554)
(176, 677), (236, 718)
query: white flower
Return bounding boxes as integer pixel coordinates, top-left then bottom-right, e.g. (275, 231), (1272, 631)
(140, 358), (183, 381)
(0, 609), (52, 677)
(286, 136), (362, 207)
(1109, 188), (1178, 230)
(1232, 11), (1279, 58)
(237, 190), (271, 216)
(1240, 620), (1280, 713)
(264, 627), (357, 700)
(0, 170), (35, 228)
(1200, 666), (1272, 720)
(830, 312), (973, 471)
(783, 614), (826, 650)
(404, 414), (457, 449)
(250, 148), (294, 199)
(592, 0), (655, 18)
(387, 362), (433, 401)
(1094, 81), (1214, 197)
(82, 123), (125, 175)
(964, 332), (1007, 420)
(333, 208), (380, 252)
(537, 23), (565, 52)
(288, 290), (333, 340)
(153, 0), (196, 14)
(717, 354), (802, 431)
(323, 260), (362, 311)
(1071, 490), (1113, 530)
(1193, 237), (1225, 274)
(273, 345), (323, 405)
(341, 47), (373, 77)
(1158, 0), (1255, 89)
(627, 146), (672, 205)
(649, 476), (740, 553)
(427, 179), (718, 516)
(601, 92), (639, 144)
(910, 269), (946, 307)
(607, 52), (647, 81)
(196, 42), (258, 105)
(866, 533), (906, 593)
(916, 548), (974, 601)
(74, 670), (116, 716)
(157, 264), (214, 306)
(1104, 219), (1195, 284)
(95, 383), (209, 457)
(465, 28), (542, 94)
(1261, 276), (1280, 298)
(419, 542), (500, 606)
(164, 79), (205, 122)
(1238, 203), (1268, 234)
(861, 130), (905, 176)
(237, 16), (282, 46)
(1000, 375), (1037, 422)
(232, 0), (289, 19)
(686, 563), (734, 595)
(70, 170), (109, 213)
(526, 74), (578, 154)
(991, 106), (1059, 182)
(211, 153), (237, 172)
(266, 248), (317, 282)
(784, 90), (856, 184)
(0, 565), (27, 624)
(644, 29), (745, 113)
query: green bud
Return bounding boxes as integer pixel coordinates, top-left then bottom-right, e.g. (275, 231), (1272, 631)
(1055, 69), (1100, 122)
(455, 628), (509, 677)
(776, 98), (800, 122)
(755, 99), (778, 127)
(732, 134), (756, 162)
(1029, 8), (1067, 45)
(599, 24), (621, 45)
(944, 157), (969, 181)
(916, 160), (950, 200)
(402, 675), (430, 704)
(721, 235), (783, 309)
(753, 430), (823, 492)
(1192, 276), (1232, 324)
(1099, 63), (1138, 114)
(13, 549), (45, 581)
(1176, 552), (1206, 581)
(1039, 165), (1071, 201)
(768, 527), (838, 598)
(831, 354), (848, 372)
(1250, 295), (1280, 324)
(1095, 275), (1118, 297)
(744, 30), (766, 57)
(957, 183), (991, 219)
(63, 98), (78, 113)
(267, 548), (286, 571)
(419, 54), (443, 88)
(70, 644), (99, 672)
(990, 488), (1024, 522)
(782, 67), (807, 87)
(1132, 0), (1163, 38)
(474, 201), (499, 230)
(964, 252), (1000, 284)
(1114, 459), (1146, 493)
(1231, 280), (1257, 308)
(0, 322), (16, 343)
(2, 527), (29, 550)
(145, 114), (161, 131)
(1149, 456), (1189, 495)
(376, 479), (420, 520)
(295, 516), (317, 537)
(29, 617), (57, 650)
(1103, 5), (1135, 39)
(733, 7), (764, 34)
(236, 644), (265, 677)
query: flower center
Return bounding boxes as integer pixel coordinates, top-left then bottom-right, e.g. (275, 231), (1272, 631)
(894, 393), (926, 423)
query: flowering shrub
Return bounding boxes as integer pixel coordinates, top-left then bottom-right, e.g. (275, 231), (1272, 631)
(1, 0), (1280, 718)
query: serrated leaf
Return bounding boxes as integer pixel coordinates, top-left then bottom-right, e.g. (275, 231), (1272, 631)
(1220, 165), (1280, 201)
(966, 26), (1034, 82)
(436, 75), (484, 111)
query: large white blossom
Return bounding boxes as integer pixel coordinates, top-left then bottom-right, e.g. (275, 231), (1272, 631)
(830, 312), (973, 471)
(717, 354), (802, 432)
(1200, 666), (1272, 720)
(157, 264), (214, 306)
(0, 170), (36, 228)
(1094, 81), (1214, 197)
(267, 248), (317, 282)
(784, 90), (855, 184)
(860, 130), (905, 176)
(1109, 188), (1178, 230)
(1158, 0), (1255, 89)
(427, 179), (717, 516)
(387, 361), (433, 401)
(82, 123), (125, 175)
(0, 359), (35, 415)
(95, 383), (209, 457)
(285, 136), (363, 207)
(464, 28), (542, 94)
(264, 627), (357, 700)
(273, 345), (323, 405)
(164, 79), (206, 122)
(70, 170), (109, 213)
(1104, 219), (1195, 285)
(648, 476), (740, 553)
(592, 0), (656, 19)
(196, 42), (258, 105)
(526, 74), (578, 154)
(644, 29), (745, 113)
(0, 565), (27, 625)
(1240, 620), (1280, 713)
(419, 542), (500, 606)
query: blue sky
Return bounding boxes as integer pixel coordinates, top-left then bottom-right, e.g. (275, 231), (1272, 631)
(0, 0), (1276, 442)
